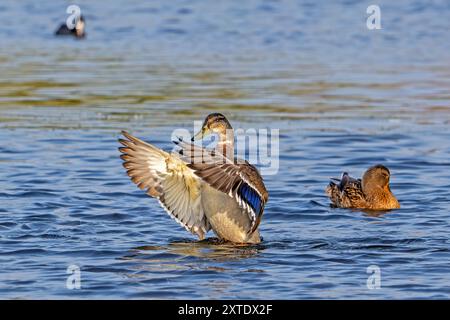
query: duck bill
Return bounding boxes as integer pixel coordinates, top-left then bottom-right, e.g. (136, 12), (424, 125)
(191, 127), (210, 141)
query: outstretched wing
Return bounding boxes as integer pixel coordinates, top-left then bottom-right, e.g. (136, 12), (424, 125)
(118, 131), (210, 239)
(175, 139), (268, 234)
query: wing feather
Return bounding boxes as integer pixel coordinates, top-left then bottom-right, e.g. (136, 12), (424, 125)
(118, 131), (210, 239)
(326, 172), (367, 208)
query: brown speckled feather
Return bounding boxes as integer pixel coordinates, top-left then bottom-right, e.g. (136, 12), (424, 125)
(326, 173), (368, 208)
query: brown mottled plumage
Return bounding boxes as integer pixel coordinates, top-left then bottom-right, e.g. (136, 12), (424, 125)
(325, 165), (400, 210)
(118, 113), (268, 244)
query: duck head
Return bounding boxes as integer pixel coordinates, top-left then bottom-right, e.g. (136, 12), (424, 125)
(362, 165), (390, 191)
(191, 113), (233, 141)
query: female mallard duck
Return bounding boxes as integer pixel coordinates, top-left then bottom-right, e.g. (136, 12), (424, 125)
(118, 113), (269, 244)
(325, 164), (400, 210)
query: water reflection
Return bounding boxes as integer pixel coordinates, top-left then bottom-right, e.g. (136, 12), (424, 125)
(125, 238), (264, 262)
(361, 209), (392, 218)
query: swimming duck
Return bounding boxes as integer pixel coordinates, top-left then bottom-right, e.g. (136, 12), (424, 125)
(118, 113), (269, 244)
(325, 164), (400, 210)
(55, 15), (85, 38)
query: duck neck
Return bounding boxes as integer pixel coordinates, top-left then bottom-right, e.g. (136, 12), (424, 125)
(364, 185), (399, 208)
(215, 129), (234, 161)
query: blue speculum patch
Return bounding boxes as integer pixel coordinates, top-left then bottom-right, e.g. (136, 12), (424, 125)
(239, 183), (261, 214)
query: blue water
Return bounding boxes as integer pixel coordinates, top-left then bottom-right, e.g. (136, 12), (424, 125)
(0, 0), (449, 299)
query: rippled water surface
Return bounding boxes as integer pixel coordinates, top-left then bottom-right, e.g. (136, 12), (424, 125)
(1, 0), (450, 299)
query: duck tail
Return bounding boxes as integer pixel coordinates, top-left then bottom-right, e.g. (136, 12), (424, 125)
(325, 181), (338, 196)
(325, 180), (341, 207)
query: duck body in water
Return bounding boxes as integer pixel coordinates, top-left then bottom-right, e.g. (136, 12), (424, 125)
(118, 113), (269, 244)
(55, 15), (85, 38)
(326, 164), (400, 210)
